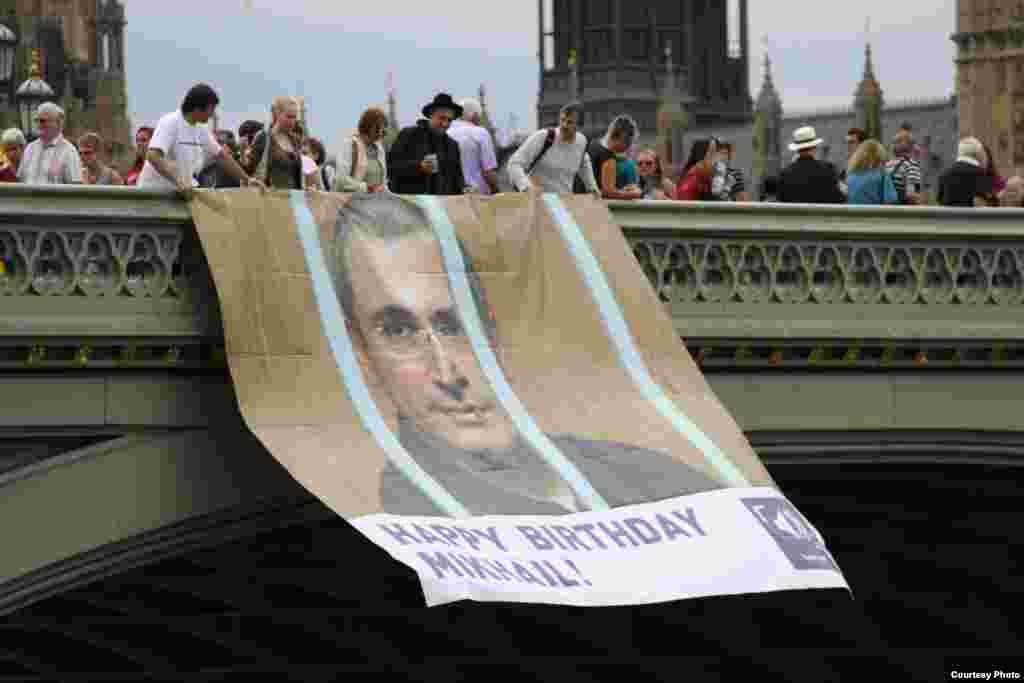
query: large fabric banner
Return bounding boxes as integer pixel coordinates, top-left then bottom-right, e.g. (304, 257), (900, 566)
(190, 190), (848, 606)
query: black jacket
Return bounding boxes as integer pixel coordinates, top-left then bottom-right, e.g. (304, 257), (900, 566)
(387, 121), (466, 195)
(777, 157), (845, 204)
(379, 419), (721, 516)
(938, 161), (994, 207)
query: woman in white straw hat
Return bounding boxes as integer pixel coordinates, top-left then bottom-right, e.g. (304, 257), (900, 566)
(776, 126), (845, 204)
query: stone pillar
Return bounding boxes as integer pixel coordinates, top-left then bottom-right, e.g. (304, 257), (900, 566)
(740, 0), (749, 99)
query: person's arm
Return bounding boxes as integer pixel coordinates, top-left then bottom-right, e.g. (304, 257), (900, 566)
(386, 127), (425, 180)
(906, 161), (923, 199)
(506, 132), (543, 192)
(830, 165), (846, 204)
(709, 162), (735, 200)
(335, 138), (368, 193)
(599, 158), (641, 199)
(975, 174), (996, 206)
(479, 132), (500, 194)
(882, 171), (899, 205)
(578, 151), (599, 197)
(110, 169), (124, 186)
(146, 149), (190, 194)
(63, 145), (83, 185)
(216, 147), (263, 189)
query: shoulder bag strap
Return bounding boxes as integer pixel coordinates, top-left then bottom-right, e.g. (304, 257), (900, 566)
(526, 128), (557, 176)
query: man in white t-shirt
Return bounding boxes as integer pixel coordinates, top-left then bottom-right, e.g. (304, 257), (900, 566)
(137, 83), (262, 196)
(506, 102), (599, 197)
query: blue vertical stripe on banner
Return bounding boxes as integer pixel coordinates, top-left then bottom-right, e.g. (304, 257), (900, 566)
(542, 195), (749, 488)
(415, 195), (612, 512)
(288, 192), (470, 518)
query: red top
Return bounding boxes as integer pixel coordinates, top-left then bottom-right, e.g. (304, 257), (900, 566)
(675, 165), (711, 201)
(124, 160), (144, 186)
(0, 166), (17, 183)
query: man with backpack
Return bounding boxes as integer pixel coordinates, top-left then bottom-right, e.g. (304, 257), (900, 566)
(507, 102), (599, 196)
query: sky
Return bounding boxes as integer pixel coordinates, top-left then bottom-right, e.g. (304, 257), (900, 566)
(123, 0), (958, 151)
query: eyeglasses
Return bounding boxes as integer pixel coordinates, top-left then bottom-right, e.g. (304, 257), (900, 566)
(369, 323), (474, 359)
(637, 160), (656, 166)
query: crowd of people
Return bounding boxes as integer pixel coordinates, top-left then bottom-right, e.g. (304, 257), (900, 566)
(0, 82), (1020, 209)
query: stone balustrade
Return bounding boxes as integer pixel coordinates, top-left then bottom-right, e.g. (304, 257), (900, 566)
(4, 185), (1024, 372)
(612, 199), (1024, 370)
(0, 184), (219, 370)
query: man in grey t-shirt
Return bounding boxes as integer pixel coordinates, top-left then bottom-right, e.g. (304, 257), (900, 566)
(507, 102), (599, 197)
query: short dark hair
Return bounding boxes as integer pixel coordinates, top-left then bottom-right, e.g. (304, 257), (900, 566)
(136, 126), (154, 138)
(559, 101), (583, 126)
(847, 128), (867, 143)
(181, 83), (220, 115)
(606, 115), (638, 148)
(331, 195), (495, 343)
(238, 120), (264, 140)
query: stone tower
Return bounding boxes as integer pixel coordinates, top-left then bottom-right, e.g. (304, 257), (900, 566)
(536, 0), (751, 143)
(655, 41), (689, 172)
(953, 1), (1020, 175)
(853, 40), (884, 140)
(752, 48), (783, 192)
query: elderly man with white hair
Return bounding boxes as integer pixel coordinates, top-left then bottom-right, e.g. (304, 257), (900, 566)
(16, 102), (82, 185)
(446, 96), (499, 195)
(938, 137), (996, 207)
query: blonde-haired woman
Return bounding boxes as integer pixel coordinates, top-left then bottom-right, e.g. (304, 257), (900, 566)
(246, 96), (305, 189)
(846, 140), (899, 205)
(336, 106), (389, 193)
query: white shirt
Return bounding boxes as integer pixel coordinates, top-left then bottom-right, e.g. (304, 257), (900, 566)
(507, 129), (597, 194)
(138, 110), (222, 190)
(17, 135), (82, 185)
(447, 119), (498, 195)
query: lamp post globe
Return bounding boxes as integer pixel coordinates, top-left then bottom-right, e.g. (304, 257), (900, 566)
(15, 50), (54, 137)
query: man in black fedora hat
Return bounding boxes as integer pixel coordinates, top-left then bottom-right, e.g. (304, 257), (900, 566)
(387, 93), (468, 195)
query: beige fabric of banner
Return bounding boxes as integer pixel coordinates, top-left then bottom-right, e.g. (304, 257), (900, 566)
(190, 190), (772, 520)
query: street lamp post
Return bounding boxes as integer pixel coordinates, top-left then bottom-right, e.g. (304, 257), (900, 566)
(0, 21), (17, 107)
(15, 49), (54, 138)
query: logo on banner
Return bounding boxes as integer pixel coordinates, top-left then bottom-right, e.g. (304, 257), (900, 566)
(741, 498), (838, 571)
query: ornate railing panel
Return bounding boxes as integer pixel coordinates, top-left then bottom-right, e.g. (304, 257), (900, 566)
(0, 185), (220, 369)
(610, 200), (1024, 369)
(4, 189), (1024, 372)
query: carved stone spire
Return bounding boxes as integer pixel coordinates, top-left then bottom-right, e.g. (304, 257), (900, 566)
(386, 72), (398, 131)
(853, 21), (884, 139)
(753, 39), (783, 192)
(755, 46), (781, 114)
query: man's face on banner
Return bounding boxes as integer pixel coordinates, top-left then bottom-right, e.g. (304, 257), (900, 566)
(347, 231), (517, 452)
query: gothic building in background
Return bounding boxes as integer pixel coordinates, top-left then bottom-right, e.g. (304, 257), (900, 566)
(535, 0), (752, 143)
(0, 0), (130, 162)
(680, 39), (958, 200)
(953, 1), (1024, 178)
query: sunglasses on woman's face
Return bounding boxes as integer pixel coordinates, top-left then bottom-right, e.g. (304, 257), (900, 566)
(637, 160), (655, 166)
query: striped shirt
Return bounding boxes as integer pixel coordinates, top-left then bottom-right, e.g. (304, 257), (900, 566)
(885, 156), (922, 202)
